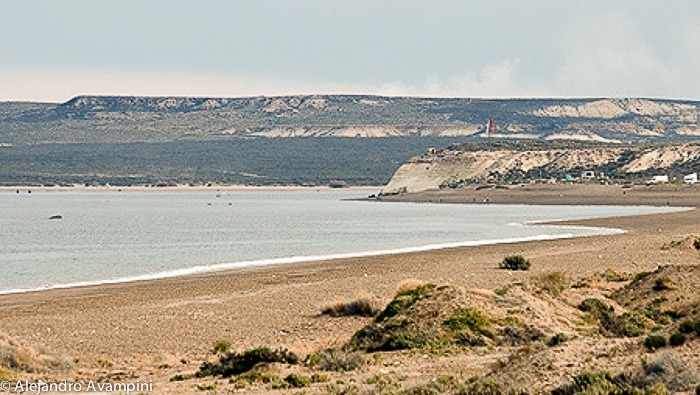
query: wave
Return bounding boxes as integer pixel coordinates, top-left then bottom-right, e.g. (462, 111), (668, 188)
(0, 225), (623, 296)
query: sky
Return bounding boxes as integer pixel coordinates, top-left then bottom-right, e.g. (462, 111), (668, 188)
(1, 0), (699, 102)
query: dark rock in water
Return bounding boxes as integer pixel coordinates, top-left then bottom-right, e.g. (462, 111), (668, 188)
(48, 215), (63, 220)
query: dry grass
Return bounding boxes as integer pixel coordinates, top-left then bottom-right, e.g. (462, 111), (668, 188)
(321, 291), (380, 317)
(0, 333), (72, 374)
(531, 271), (569, 297)
(307, 348), (365, 372)
(395, 278), (427, 295)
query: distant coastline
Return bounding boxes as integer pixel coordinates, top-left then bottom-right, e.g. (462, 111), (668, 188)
(0, 184), (381, 192)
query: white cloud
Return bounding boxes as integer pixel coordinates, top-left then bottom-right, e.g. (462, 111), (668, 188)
(551, 13), (670, 97)
(373, 13), (700, 99)
(543, 12), (700, 99)
(376, 59), (524, 98)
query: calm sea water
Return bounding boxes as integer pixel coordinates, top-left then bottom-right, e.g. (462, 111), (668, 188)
(0, 190), (684, 294)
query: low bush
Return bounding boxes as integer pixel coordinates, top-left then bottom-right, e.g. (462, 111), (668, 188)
(599, 268), (630, 282)
(612, 310), (651, 338)
(169, 374), (189, 382)
(551, 371), (619, 395)
(444, 308), (492, 335)
(578, 298), (615, 329)
(499, 324), (545, 346)
(379, 332), (425, 351)
(669, 333), (686, 347)
(531, 271), (569, 297)
(284, 373), (311, 388)
(677, 320), (696, 334)
(375, 283), (436, 322)
(212, 339), (230, 354)
(321, 294), (380, 317)
(198, 347), (299, 378)
(578, 299), (652, 338)
(644, 335), (667, 351)
(630, 271), (653, 285)
(547, 333), (568, 347)
(402, 376), (527, 395)
(307, 348), (364, 372)
(395, 279), (428, 295)
(638, 353), (700, 392)
(653, 277), (676, 291)
(499, 255), (530, 271)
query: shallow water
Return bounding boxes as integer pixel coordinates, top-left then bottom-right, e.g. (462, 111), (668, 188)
(0, 189), (684, 293)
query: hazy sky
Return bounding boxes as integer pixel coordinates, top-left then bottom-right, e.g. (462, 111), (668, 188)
(1, 0), (699, 102)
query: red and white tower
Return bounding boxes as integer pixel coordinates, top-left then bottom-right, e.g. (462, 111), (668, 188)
(486, 118), (496, 138)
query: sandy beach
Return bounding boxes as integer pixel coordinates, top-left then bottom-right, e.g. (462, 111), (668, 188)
(1, 184), (699, 392)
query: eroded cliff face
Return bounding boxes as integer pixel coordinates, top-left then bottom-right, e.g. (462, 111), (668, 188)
(2, 96), (698, 143)
(532, 98), (698, 122)
(382, 144), (700, 194)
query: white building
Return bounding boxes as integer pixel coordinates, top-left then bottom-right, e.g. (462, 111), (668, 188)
(684, 173), (697, 185)
(647, 175), (669, 184)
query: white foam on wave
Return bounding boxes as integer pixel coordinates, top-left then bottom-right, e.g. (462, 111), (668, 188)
(0, 225), (623, 296)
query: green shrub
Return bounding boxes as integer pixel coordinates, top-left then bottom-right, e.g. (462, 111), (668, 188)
(401, 377), (525, 395)
(444, 308), (492, 335)
(547, 333), (568, 347)
(644, 335), (667, 351)
(669, 333), (686, 347)
(694, 238), (700, 250)
(678, 320), (696, 334)
(212, 339), (230, 354)
(613, 310), (650, 337)
(578, 298), (614, 315)
(599, 268), (630, 282)
(578, 299), (653, 337)
(311, 374), (330, 383)
(551, 371), (619, 395)
(375, 283), (436, 322)
(233, 371), (281, 387)
(379, 332), (426, 351)
(653, 277), (676, 291)
(531, 271), (569, 296)
(499, 255), (530, 271)
(578, 298), (615, 330)
(631, 271), (653, 285)
(284, 373), (311, 388)
(169, 374), (189, 382)
(198, 347), (299, 378)
(307, 348), (364, 372)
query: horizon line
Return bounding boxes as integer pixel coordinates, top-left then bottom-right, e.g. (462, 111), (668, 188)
(3, 93), (700, 105)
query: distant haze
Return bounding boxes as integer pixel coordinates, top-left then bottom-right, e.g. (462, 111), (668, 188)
(1, 0), (699, 102)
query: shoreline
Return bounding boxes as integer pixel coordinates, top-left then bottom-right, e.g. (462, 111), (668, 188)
(0, 189), (687, 296)
(0, 184), (382, 192)
(0, 221), (631, 297)
(0, 189), (694, 301)
(373, 183), (700, 207)
(1, 185), (700, 390)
